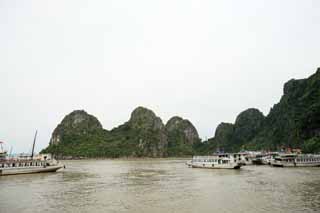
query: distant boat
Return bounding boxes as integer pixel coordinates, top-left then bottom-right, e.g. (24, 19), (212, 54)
(0, 131), (65, 176)
(187, 153), (242, 169)
(271, 154), (320, 167)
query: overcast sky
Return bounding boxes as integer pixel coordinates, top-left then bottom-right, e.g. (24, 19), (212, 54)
(1, 0), (319, 153)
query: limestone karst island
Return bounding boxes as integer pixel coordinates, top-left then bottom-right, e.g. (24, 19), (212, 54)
(41, 68), (320, 159)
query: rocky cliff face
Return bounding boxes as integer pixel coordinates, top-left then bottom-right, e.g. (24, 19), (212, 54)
(49, 110), (103, 145)
(127, 106), (168, 157)
(129, 107), (164, 131)
(165, 116), (200, 156)
(233, 108), (265, 144)
(202, 109), (264, 152)
(166, 116), (200, 145)
(250, 68), (320, 151)
(213, 122), (234, 150)
(201, 68), (320, 153)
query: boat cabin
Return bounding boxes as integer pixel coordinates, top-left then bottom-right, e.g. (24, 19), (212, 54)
(0, 160), (49, 169)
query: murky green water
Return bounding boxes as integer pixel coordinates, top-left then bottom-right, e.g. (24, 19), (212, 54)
(1, 159), (320, 213)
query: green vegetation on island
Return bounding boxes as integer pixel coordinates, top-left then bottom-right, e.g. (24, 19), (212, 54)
(197, 68), (320, 154)
(42, 68), (320, 157)
(42, 107), (200, 158)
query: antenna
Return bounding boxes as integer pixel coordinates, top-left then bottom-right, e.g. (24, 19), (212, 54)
(31, 130), (38, 160)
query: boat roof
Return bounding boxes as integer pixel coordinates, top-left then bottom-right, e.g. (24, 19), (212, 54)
(193, 154), (233, 159)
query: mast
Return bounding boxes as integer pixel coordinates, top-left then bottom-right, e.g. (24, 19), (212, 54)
(31, 130), (37, 159)
(9, 146), (13, 159)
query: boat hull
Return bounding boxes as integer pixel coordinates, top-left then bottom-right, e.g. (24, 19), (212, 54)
(251, 159), (265, 165)
(0, 165), (63, 176)
(190, 162), (241, 169)
(271, 162), (320, 167)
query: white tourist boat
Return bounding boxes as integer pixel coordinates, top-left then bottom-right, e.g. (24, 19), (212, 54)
(261, 152), (279, 165)
(237, 151), (267, 166)
(0, 132), (65, 176)
(271, 154), (320, 167)
(187, 154), (242, 169)
(0, 155), (64, 176)
(238, 151), (279, 166)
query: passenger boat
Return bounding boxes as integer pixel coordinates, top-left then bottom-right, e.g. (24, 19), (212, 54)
(239, 152), (279, 166)
(187, 154), (242, 169)
(261, 152), (279, 165)
(271, 154), (320, 167)
(237, 151), (267, 166)
(0, 155), (64, 176)
(251, 154), (265, 165)
(237, 153), (251, 165)
(0, 132), (65, 176)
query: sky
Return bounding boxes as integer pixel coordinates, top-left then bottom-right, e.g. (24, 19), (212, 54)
(0, 0), (319, 153)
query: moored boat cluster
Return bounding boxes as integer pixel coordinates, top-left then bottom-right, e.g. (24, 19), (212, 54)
(187, 151), (320, 169)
